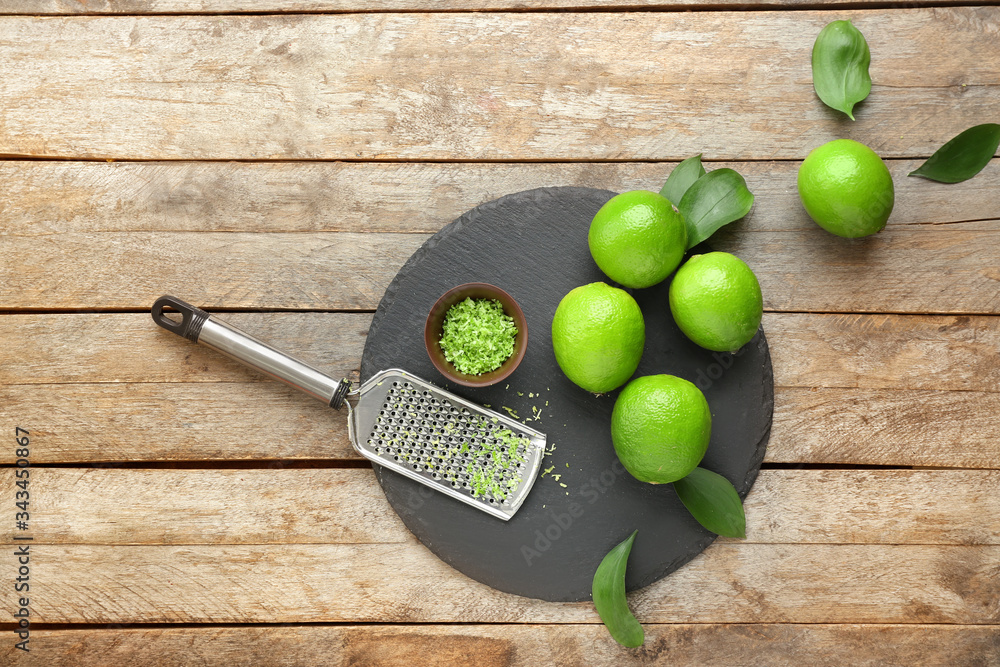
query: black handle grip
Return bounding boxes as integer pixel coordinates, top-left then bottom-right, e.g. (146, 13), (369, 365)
(151, 295), (210, 342)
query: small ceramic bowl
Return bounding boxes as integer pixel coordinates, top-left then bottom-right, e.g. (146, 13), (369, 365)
(424, 283), (528, 387)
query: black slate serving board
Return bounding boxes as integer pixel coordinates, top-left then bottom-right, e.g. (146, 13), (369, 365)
(360, 187), (772, 603)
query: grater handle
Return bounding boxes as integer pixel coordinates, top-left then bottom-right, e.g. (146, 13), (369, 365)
(151, 295), (351, 409)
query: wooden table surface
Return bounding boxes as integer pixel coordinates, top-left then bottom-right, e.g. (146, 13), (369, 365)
(2, 1), (999, 665)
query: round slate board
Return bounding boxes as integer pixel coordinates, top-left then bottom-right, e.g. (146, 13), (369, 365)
(361, 187), (772, 603)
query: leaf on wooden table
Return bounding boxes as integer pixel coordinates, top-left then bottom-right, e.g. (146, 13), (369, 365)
(908, 123), (1000, 183)
(811, 20), (872, 120)
(659, 154), (706, 207)
(678, 168), (754, 248)
(592, 529), (644, 648)
(673, 466), (747, 538)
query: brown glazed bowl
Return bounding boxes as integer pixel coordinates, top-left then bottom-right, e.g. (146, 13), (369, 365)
(424, 283), (528, 387)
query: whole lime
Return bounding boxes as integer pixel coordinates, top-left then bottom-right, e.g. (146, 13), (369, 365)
(588, 190), (688, 289)
(797, 138), (894, 238)
(611, 374), (711, 484)
(551, 282), (645, 393)
(669, 252), (763, 353)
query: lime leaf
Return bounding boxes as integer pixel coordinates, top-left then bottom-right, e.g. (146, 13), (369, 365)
(811, 20), (872, 120)
(908, 123), (1000, 183)
(678, 168), (754, 249)
(592, 530), (644, 648)
(673, 467), (746, 538)
(659, 154), (706, 207)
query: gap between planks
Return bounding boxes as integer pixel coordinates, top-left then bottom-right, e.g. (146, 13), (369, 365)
(1, 1), (998, 17)
(0, 620), (996, 629)
(0, 155), (981, 163)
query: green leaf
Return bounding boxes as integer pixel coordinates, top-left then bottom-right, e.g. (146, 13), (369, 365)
(592, 530), (644, 648)
(678, 168), (754, 249)
(811, 20), (872, 120)
(659, 154), (706, 207)
(908, 123), (1000, 183)
(673, 467), (746, 538)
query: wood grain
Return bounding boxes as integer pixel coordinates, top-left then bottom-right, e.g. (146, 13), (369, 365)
(5, 624), (998, 667)
(5, 312), (999, 391)
(0, 313), (366, 385)
(0, 231), (427, 312)
(0, 10), (996, 160)
(0, 381), (360, 462)
(768, 387), (1000, 469)
(0, 542), (996, 624)
(0, 469), (412, 546)
(3, 225), (999, 313)
(0, 0), (979, 14)
(768, 313), (1000, 393)
(6, 383), (1000, 467)
(3, 313), (999, 466)
(1, 468), (996, 546)
(3, 159), (997, 236)
(3, 158), (998, 314)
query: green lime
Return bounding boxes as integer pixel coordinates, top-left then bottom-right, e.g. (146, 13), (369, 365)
(668, 252), (762, 353)
(551, 282), (645, 393)
(588, 190), (688, 289)
(611, 374), (711, 484)
(797, 138), (895, 238)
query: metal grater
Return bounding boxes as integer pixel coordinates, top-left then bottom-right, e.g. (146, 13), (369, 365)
(152, 296), (546, 521)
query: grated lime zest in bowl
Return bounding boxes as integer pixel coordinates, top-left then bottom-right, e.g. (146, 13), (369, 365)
(438, 297), (518, 375)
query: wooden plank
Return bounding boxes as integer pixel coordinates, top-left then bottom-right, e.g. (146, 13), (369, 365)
(5, 312), (1000, 390)
(738, 470), (1000, 546)
(5, 383), (999, 467)
(3, 225), (999, 313)
(0, 469), (412, 546)
(770, 313), (1000, 393)
(0, 382), (360, 462)
(768, 387), (1000, 469)
(0, 10), (996, 160)
(3, 313), (1000, 466)
(7, 383), (1000, 467)
(3, 159), (997, 236)
(0, 313), (365, 385)
(0, 231), (426, 312)
(1, 468), (996, 546)
(0, 0), (978, 15)
(5, 624), (998, 667)
(0, 542), (996, 623)
(3, 159), (997, 313)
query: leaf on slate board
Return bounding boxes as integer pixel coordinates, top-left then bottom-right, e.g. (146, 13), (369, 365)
(592, 530), (644, 648)
(811, 20), (872, 120)
(908, 123), (1000, 183)
(673, 467), (747, 539)
(660, 154), (706, 207)
(678, 168), (754, 249)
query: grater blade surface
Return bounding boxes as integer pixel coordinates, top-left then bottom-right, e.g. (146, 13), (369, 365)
(348, 369), (547, 521)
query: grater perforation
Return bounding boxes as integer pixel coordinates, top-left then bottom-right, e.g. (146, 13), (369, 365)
(349, 371), (545, 518)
